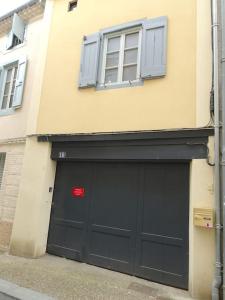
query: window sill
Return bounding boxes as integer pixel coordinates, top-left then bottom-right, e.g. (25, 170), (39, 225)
(96, 80), (143, 91)
(2, 41), (26, 55)
(0, 108), (15, 116)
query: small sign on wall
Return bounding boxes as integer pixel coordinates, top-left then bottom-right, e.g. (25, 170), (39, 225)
(71, 187), (85, 198)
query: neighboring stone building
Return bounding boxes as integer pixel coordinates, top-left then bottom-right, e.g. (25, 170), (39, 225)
(0, 0), (53, 250)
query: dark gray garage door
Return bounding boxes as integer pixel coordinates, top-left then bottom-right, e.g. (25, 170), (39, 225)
(47, 161), (189, 289)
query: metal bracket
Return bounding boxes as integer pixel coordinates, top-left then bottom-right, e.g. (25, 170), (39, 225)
(215, 224), (223, 230)
(211, 23), (220, 28)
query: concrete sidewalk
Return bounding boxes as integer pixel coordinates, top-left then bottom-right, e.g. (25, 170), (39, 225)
(0, 251), (193, 300)
(0, 279), (54, 300)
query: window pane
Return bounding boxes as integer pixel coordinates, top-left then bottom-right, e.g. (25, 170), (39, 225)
(123, 65), (137, 81)
(9, 95), (14, 108)
(124, 49), (138, 65)
(105, 68), (118, 83)
(3, 82), (10, 96)
(11, 80), (16, 95)
(6, 69), (12, 82)
(1, 96), (8, 109)
(13, 67), (18, 80)
(125, 32), (139, 48)
(106, 52), (119, 68)
(107, 36), (120, 52)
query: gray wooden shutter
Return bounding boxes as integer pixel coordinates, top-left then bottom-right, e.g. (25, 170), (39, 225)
(141, 16), (168, 79)
(6, 31), (14, 50)
(79, 33), (100, 88)
(12, 56), (27, 108)
(0, 153), (6, 189)
(6, 13), (25, 50)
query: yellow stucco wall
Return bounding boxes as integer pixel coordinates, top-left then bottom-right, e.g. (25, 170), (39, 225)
(37, 0), (197, 134)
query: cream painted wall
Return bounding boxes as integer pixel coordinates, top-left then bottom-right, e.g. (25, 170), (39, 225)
(10, 137), (56, 257)
(0, 16), (44, 140)
(37, 0), (197, 134)
(189, 139), (215, 299)
(26, 0), (54, 135)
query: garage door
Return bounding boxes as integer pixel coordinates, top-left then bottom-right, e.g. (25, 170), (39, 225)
(47, 161), (189, 289)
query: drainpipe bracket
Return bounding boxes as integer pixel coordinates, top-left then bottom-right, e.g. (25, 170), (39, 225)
(212, 23), (220, 27)
(215, 224), (223, 230)
(215, 261), (223, 268)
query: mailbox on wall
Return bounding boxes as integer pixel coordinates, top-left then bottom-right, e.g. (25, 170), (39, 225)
(193, 208), (214, 229)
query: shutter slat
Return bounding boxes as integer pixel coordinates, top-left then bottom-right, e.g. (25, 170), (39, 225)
(12, 56), (27, 108)
(79, 33), (100, 88)
(141, 16), (168, 79)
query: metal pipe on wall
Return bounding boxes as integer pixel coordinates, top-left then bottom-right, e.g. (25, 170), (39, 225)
(221, 0), (225, 298)
(212, 0), (222, 299)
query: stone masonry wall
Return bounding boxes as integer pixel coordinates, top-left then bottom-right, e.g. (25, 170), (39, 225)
(0, 141), (25, 250)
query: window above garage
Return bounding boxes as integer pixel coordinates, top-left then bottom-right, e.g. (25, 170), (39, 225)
(100, 27), (142, 87)
(78, 16), (168, 90)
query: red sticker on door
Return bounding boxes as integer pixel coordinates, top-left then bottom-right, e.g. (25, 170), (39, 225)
(71, 187), (85, 198)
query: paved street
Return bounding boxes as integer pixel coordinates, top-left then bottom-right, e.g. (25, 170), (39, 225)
(0, 251), (194, 300)
(0, 292), (17, 300)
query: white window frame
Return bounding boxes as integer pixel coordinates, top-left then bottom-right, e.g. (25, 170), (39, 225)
(100, 26), (142, 88)
(0, 62), (18, 111)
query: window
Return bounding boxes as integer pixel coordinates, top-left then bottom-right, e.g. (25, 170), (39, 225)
(0, 153), (6, 189)
(1, 63), (18, 110)
(6, 13), (26, 50)
(68, 1), (78, 11)
(79, 16), (168, 90)
(101, 28), (142, 86)
(11, 35), (22, 49)
(0, 56), (27, 114)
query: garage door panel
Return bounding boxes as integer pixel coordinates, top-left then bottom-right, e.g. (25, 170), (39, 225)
(47, 223), (84, 261)
(47, 162), (92, 261)
(88, 253), (131, 274)
(138, 240), (186, 275)
(90, 163), (138, 230)
(141, 164), (187, 238)
(87, 163), (138, 273)
(135, 163), (189, 288)
(53, 163), (91, 222)
(135, 265), (187, 289)
(47, 244), (82, 261)
(89, 231), (132, 262)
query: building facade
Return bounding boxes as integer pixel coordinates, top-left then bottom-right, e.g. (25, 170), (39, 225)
(4, 0), (215, 299)
(0, 0), (53, 250)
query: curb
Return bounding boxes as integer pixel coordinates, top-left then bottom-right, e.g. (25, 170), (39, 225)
(0, 279), (55, 300)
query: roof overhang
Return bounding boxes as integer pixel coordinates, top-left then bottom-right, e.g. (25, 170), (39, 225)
(0, 0), (46, 36)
